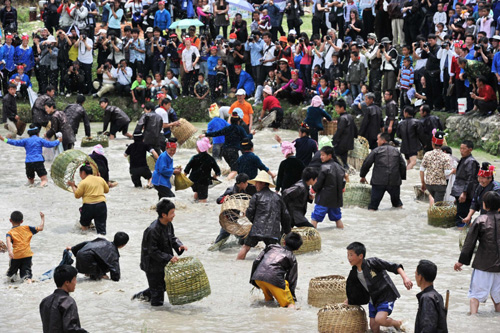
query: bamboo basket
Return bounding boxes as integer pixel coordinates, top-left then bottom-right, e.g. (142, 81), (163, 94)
(427, 201), (457, 228)
(219, 193), (253, 237)
(343, 183), (371, 208)
(255, 111), (276, 131)
(164, 257), (211, 305)
(319, 119), (337, 136)
(280, 227), (321, 255)
(50, 149), (99, 191)
(347, 136), (370, 171)
(414, 185), (430, 202)
(147, 153), (156, 172)
(0, 240), (7, 253)
(318, 304), (368, 333)
(81, 135), (109, 148)
(308, 275), (346, 308)
(171, 118), (198, 146)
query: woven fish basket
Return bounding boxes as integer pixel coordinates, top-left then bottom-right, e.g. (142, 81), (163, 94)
(280, 227), (321, 255)
(255, 111), (276, 131)
(81, 135), (109, 148)
(318, 304), (368, 333)
(427, 201), (457, 228)
(219, 193), (253, 237)
(343, 183), (371, 208)
(164, 257), (211, 305)
(414, 185), (430, 202)
(459, 226), (469, 251)
(171, 118), (198, 146)
(50, 149), (99, 191)
(347, 136), (370, 171)
(146, 153), (156, 172)
(308, 275), (346, 308)
(319, 119), (337, 136)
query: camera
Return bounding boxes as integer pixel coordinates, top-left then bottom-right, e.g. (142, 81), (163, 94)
(103, 64), (109, 71)
(441, 42), (450, 49)
(363, 41), (369, 48)
(274, 41), (279, 46)
(342, 43), (348, 49)
(299, 38), (304, 43)
(200, 35), (205, 41)
(110, 36), (116, 42)
(326, 36), (331, 41)
(81, 34), (87, 40)
(378, 44), (385, 50)
(473, 44), (481, 51)
(423, 42), (429, 48)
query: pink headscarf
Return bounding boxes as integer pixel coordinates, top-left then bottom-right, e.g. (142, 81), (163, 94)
(197, 137), (212, 153)
(92, 144), (105, 156)
(311, 95), (323, 108)
(281, 141), (295, 157)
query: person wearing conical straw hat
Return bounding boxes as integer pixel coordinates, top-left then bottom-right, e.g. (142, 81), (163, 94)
(236, 171), (291, 260)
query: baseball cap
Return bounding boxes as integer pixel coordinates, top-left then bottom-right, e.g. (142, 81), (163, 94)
(236, 89), (246, 96)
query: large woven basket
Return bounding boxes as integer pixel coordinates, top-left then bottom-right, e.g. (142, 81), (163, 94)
(81, 135), (109, 148)
(319, 119), (337, 136)
(219, 193), (253, 237)
(50, 149), (99, 191)
(255, 111), (276, 131)
(348, 136), (370, 171)
(343, 183), (371, 208)
(165, 257), (211, 305)
(308, 275), (346, 308)
(280, 227), (321, 255)
(171, 118), (197, 146)
(414, 185), (430, 202)
(427, 201), (457, 228)
(318, 304), (368, 333)
(459, 226), (469, 251)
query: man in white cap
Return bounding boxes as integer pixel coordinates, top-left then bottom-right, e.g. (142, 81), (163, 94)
(236, 170), (291, 260)
(229, 89), (254, 131)
(363, 32), (382, 105)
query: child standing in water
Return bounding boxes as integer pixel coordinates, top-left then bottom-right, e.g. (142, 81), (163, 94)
(345, 242), (412, 333)
(184, 137), (221, 203)
(0, 124), (62, 187)
(250, 232), (302, 308)
(6, 211), (45, 283)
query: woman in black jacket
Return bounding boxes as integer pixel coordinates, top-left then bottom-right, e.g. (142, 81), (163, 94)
(285, 0), (304, 34)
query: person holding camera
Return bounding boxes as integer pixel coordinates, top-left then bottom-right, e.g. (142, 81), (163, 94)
(420, 34), (443, 111)
(43, 0), (60, 35)
(231, 13), (248, 43)
(55, 30), (73, 96)
(296, 33), (313, 90)
(114, 59), (133, 97)
(150, 27), (167, 78)
(71, 1), (89, 33)
(245, 30), (264, 84)
(166, 33), (181, 77)
(105, 32), (124, 67)
(94, 60), (117, 98)
(363, 33), (382, 105)
(198, 35), (210, 78)
(103, 0), (124, 38)
(63, 61), (85, 96)
(39, 36), (59, 95)
(126, 28), (146, 79)
(58, 0), (75, 33)
(378, 37), (398, 99)
(75, 33), (93, 95)
(260, 32), (276, 85)
(182, 37), (200, 96)
(320, 29), (342, 71)
(276, 58), (291, 87)
(94, 29), (110, 68)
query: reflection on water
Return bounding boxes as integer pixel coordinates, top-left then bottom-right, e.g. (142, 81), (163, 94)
(0, 122), (498, 332)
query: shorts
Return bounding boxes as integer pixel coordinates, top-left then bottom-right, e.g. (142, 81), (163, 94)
(25, 161), (47, 179)
(192, 183), (209, 200)
(244, 236), (278, 248)
(254, 280), (295, 307)
(468, 269), (500, 303)
(110, 122), (129, 136)
(368, 301), (394, 318)
(404, 152), (417, 161)
(311, 205), (342, 222)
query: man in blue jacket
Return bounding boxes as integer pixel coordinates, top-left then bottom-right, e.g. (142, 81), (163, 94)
(235, 65), (255, 97)
(152, 138), (181, 198)
(154, 1), (171, 31)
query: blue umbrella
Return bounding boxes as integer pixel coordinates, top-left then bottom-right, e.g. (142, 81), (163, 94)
(226, 0), (255, 13)
(169, 19), (205, 30)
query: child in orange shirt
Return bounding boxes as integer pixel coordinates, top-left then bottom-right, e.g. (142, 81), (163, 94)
(6, 211), (45, 283)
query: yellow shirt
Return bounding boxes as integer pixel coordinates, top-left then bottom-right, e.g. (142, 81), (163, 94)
(6, 225), (39, 259)
(74, 175), (109, 204)
(68, 45), (78, 62)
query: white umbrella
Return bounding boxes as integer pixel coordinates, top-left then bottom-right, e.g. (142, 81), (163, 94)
(226, 0), (255, 12)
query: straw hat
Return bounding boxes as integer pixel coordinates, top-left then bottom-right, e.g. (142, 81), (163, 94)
(248, 170), (275, 188)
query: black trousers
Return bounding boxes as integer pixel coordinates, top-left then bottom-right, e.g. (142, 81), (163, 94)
(270, 107), (284, 129)
(335, 148), (348, 169)
(369, 68), (382, 105)
(312, 17), (327, 37)
(130, 166), (152, 187)
(183, 70), (197, 96)
(7, 256), (32, 279)
(138, 271), (166, 306)
(287, 18), (301, 35)
(116, 83), (131, 96)
(130, 61), (144, 79)
(222, 146), (239, 171)
(424, 71), (443, 110)
(329, 17), (345, 40)
(369, 185), (403, 210)
(362, 9), (375, 39)
(38, 66), (57, 94)
(80, 202), (107, 235)
(155, 185), (175, 199)
(79, 62), (93, 94)
(455, 196), (472, 227)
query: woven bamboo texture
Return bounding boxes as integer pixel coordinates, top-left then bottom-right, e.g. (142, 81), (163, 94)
(171, 118), (197, 146)
(319, 119), (337, 136)
(347, 136), (370, 171)
(428, 201), (457, 228)
(343, 183), (372, 208)
(459, 226), (469, 250)
(414, 185), (430, 202)
(50, 149), (99, 191)
(256, 111), (276, 131)
(164, 257), (211, 305)
(308, 275), (346, 308)
(0, 240), (6, 253)
(147, 153), (156, 171)
(318, 304), (368, 333)
(81, 135), (109, 148)
(280, 227), (321, 255)
(219, 193), (253, 237)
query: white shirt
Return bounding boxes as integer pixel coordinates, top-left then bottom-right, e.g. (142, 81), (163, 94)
(102, 66), (117, 85)
(77, 38), (93, 64)
(414, 49), (427, 71)
(324, 38), (343, 69)
(262, 42), (276, 67)
(182, 46), (200, 71)
(155, 107), (169, 124)
(114, 66), (133, 85)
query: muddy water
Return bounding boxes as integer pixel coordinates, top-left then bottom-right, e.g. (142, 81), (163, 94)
(0, 122), (498, 333)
